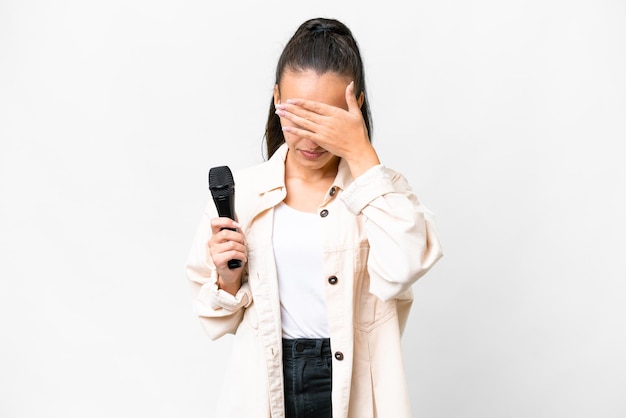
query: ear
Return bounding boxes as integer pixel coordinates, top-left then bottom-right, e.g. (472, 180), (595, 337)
(273, 84), (281, 106)
(357, 91), (364, 109)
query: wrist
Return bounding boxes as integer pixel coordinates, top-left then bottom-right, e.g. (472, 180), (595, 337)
(346, 146), (380, 178)
(217, 275), (242, 296)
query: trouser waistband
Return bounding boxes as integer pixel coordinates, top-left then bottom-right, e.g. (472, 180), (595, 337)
(282, 338), (331, 358)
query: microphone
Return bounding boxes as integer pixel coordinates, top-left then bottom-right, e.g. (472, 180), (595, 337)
(208, 165), (242, 269)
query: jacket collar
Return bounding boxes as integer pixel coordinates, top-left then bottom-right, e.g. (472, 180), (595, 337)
(253, 143), (289, 196)
(334, 157), (354, 191)
(255, 143), (355, 196)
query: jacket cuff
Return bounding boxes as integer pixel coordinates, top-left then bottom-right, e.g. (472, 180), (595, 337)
(203, 270), (252, 311)
(341, 165), (395, 214)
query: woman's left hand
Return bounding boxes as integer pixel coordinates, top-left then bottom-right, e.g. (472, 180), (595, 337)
(276, 81), (380, 177)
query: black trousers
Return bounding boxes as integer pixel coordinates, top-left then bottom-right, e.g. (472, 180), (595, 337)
(282, 338), (333, 418)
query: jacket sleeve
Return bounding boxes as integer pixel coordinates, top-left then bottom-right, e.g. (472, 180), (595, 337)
(340, 165), (443, 301)
(185, 203), (252, 340)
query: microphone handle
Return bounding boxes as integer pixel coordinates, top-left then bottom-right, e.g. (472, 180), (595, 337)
(227, 258), (242, 269)
(212, 195), (242, 269)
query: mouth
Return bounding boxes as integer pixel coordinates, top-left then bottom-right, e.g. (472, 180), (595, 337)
(300, 148), (326, 160)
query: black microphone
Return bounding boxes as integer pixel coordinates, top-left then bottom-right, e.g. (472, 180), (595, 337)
(208, 165), (242, 269)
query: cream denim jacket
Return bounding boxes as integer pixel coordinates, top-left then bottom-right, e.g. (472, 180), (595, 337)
(186, 144), (443, 418)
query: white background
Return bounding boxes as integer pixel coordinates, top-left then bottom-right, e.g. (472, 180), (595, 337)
(1, 1), (625, 417)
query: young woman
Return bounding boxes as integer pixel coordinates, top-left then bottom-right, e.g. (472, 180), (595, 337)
(186, 17), (443, 418)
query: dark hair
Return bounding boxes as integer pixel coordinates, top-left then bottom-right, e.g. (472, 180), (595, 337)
(264, 17), (373, 159)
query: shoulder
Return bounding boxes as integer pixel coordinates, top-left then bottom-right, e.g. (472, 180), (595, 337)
(233, 159), (277, 191)
(232, 144), (287, 193)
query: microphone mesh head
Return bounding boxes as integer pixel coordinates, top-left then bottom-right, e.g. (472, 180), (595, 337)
(208, 166), (235, 198)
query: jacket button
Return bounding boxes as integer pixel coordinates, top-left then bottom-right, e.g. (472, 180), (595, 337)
(328, 276), (338, 285)
(320, 209), (329, 218)
(329, 187), (336, 197)
(334, 351), (344, 361)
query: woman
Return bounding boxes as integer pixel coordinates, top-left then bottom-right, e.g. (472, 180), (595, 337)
(186, 17), (443, 418)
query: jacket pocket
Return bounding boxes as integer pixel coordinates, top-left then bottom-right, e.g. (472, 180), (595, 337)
(353, 262), (398, 332)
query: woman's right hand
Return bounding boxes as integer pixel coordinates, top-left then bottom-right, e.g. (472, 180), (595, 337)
(208, 217), (247, 295)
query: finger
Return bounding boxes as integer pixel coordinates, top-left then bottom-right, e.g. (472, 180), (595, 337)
(345, 81), (360, 114)
(214, 252), (246, 270)
(275, 108), (312, 128)
(210, 217), (241, 234)
(276, 110), (322, 136)
(281, 124), (319, 141)
(216, 239), (247, 256)
(275, 103), (323, 128)
(209, 231), (245, 257)
(216, 229), (246, 247)
(281, 99), (335, 116)
(214, 244), (248, 265)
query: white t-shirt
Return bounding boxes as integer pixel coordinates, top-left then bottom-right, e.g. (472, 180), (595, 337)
(272, 202), (329, 339)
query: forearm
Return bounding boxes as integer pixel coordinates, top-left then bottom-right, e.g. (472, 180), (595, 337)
(341, 165), (443, 300)
(186, 204), (252, 339)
